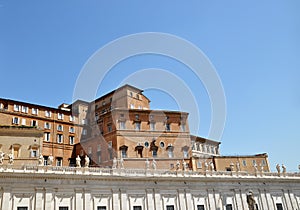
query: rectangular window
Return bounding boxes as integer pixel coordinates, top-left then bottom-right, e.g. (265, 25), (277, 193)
(97, 207), (107, 210)
(225, 204), (233, 210)
(44, 122), (51, 129)
(119, 121), (126, 130)
(82, 119), (86, 125)
(44, 132), (50, 141)
(168, 147), (174, 158)
(252, 160), (257, 166)
(57, 124), (63, 131)
(107, 124), (112, 132)
(31, 120), (38, 127)
(21, 118), (26, 125)
(59, 207), (68, 210)
(197, 205), (205, 210)
(21, 106), (28, 113)
(69, 126), (75, 133)
(32, 108), (38, 115)
(45, 110), (51, 117)
(57, 134), (63, 143)
(183, 150), (189, 158)
(69, 136), (74, 145)
(261, 159), (266, 166)
(242, 160), (247, 166)
(165, 123), (171, 131)
(14, 104), (21, 112)
(152, 150), (157, 158)
(180, 124), (186, 132)
(133, 206), (142, 210)
(69, 115), (74, 122)
(150, 122), (155, 131)
(276, 203), (283, 210)
(43, 156), (48, 166)
(31, 150), (38, 158)
(197, 161), (202, 169)
(166, 205), (174, 210)
(135, 122), (141, 131)
(17, 207), (28, 210)
(58, 113), (64, 120)
(121, 149), (127, 158)
(56, 158), (63, 167)
(12, 117), (19, 124)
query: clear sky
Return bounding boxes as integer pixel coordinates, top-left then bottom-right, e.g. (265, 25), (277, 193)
(1, 1), (299, 171)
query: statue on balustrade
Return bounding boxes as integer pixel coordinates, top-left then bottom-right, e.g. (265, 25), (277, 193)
(84, 155), (90, 168)
(0, 152), (5, 165)
(76, 155), (81, 167)
(47, 155), (53, 166)
(112, 157), (117, 169)
(38, 154), (44, 166)
(152, 159), (157, 170)
(8, 153), (14, 165)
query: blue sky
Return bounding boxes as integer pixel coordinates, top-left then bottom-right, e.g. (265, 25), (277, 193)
(1, 1), (300, 171)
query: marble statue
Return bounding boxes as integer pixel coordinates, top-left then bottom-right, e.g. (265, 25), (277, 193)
(176, 160), (180, 171)
(112, 157), (117, 169)
(38, 154), (44, 166)
(119, 157), (124, 169)
(8, 153), (14, 165)
(204, 162), (208, 171)
(84, 155), (90, 168)
(210, 161), (214, 171)
(0, 152), (5, 165)
(276, 164), (281, 174)
(76, 155), (81, 167)
(47, 155), (53, 166)
(282, 164), (286, 174)
(246, 191), (257, 210)
(145, 158), (149, 170)
(182, 160), (187, 171)
(152, 159), (157, 170)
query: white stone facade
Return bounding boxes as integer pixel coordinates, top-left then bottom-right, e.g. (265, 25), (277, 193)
(0, 166), (299, 210)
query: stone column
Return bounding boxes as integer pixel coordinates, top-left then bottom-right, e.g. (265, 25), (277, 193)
(146, 189), (155, 210)
(112, 189), (121, 210)
(234, 190), (244, 210)
(120, 189), (128, 210)
(283, 190), (293, 210)
(154, 189), (163, 210)
(207, 189), (216, 209)
(2, 188), (12, 210)
(75, 188), (84, 210)
(177, 189), (187, 210)
(84, 190), (92, 210)
(44, 188), (54, 210)
(185, 189), (193, 210)
(35, 188), (45, 210)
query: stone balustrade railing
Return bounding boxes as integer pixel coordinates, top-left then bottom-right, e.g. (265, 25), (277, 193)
(0, 165), (299, 179)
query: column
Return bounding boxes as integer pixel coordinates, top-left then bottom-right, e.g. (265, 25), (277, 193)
(146, 189), (155, 210)
(184, 189), (193, 210)
(265, 191), (275, 210)
(120, 189), (128, 210)
(283, 190), (293, 210)
(112, 189), (120, 210)
(2, 188), (12, 210)
(177, 189), (187, 210)
(44, 188), (54, 210)
(84, 190), (92, 210)
(207, 189), (216, 209)
(35, 188), (45, 210)
(234, 190), (244, 210)
(154, 189), (163, 210)
(258, 189), (268, 209)
(75, 188), (84, 210)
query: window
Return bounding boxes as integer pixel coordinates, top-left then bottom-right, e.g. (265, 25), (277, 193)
(56, 158), (63, 166)
(21, 118), (26, 125)
(119, 121), (126, 130)
(276, 203), (283, 210)
(210, 147), (214, 154)
(17, 207), (28, 210)
(121, 148), (127, 158)
(57, 134), (63, 143)
(44, 132), (50, 141)
(45, 110), (51, 117)
(180, 123), (186, 132)
(69, 115), (74, 122)
(165, 123), (171, 131)
(133, 206), (142, 210)
(31, 149), (38, 158)
(97, 207), (107, 210)
(160, 141), (165, 148)
(150, 122), (155, 131)
(261, 159), (266, 166)
(183, 149), (189, 158)
(168, 146), (174, 158)
(69, 126), (75, 133)
(12, 117), (20, 124)
(135, 122), (141, 131)
(197, 205), (205, 210)
(107, 124), (112, 132)
(166, 205), (174, 210)
(69, 136), (74, 145)
(130, 104), (134, 109)
(197, 161), (202, 169)
(82, 129), (87, 135)
(252, 160), (257, 166)
(14, 104), (21, 111)
(32, 108), (38, 115)
(21, 106), (28, 113)
(144, 141), (149, 148)
(152, 149), (157, 158)
(58, 113), (64, 120)
(43, 156), (48, 166)
(82, 119), (86, 125)
(59, 207), (68, 210)
(44, 122), (51, 129)
(242, 160), (247, 166)
(57, 124), (63, 131)
(31, 120), (38, 127)
(225, 204), (233, 210)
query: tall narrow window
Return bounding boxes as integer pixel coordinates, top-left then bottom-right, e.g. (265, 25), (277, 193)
(150, 122), (155, 131)
(119, 121), (126, 130)
(56, 158), (63, 167)
(31, 120), (38, 127)
(32, 108), (38, 115)
(57, 124), (63, 131)
(107, 124), (112, 132)
(120, 145), (128, 158)
(69, 136), (74, 145)
(276, 203), (283, 210)
(21, 106), (28, 113)
(165, 123), (171, 131)
(57, 134), (63, 143)
(135, 122), (141, 131)
(69, 126), (75, 133)
(44, 122), (51, 129)
(58, 113), (64, 120)
(12, 117), (19, 124)
(14, 104), (21, 112)
(69, 115), (74, 122)
(167, 146), (174, 158)
(44, 132), (50, 141)
(21, 118), (26, 125)
(180, 123), (186, 132)
(45, 110), (51, 117)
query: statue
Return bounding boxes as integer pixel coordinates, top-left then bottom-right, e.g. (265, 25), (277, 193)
(8, 153), (14, 165)
(246, 191), (257, 210)
(204, 162), (208, 171)
(47, 155), (53, 166)
(282, 164), (286, 174)
(145, 158), (150, 170)
(276, 163), (281, 174)
(112, 157), (117, 169)
(38, 154), (44, 166)
(210, 161), (214, 171)
(119, 157), (124, 169)
(84, 155), (90, 168)
(152, 159), (157, 170)
(259, 163), (264, 172)
(236, 162), (240, 172)
(0, 152), (5, 165)
(182, 160), (187, 171)
(176, 160), (180, 171)
(230, 162), (234, 171)
(253, 163), (258, 173)
(76, 155), (81, 167)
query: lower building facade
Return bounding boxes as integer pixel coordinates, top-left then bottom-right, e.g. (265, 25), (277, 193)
(0, 166), (299, 210)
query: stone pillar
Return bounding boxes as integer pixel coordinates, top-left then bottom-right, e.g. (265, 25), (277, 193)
(146, 189), (155, 210)
(177, 189), (187, 210)
(120, 189), (128, 210)
(35, 188), (45, 210)
(112, 189), (120, 210)
(84, 190), (92, 210)
(44, 189), (54, 210)
(283, 190), (293, 210)
(265, 191), (275, 210)
(234, 190), (244, 210)
(185, 189), (193, 210)
(154, 189), (163, 210)
(75, 188), (84, 210)
(2, 188), (12, 210)
(258, 189), (268, 209)
(207, 189), (216, 209)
